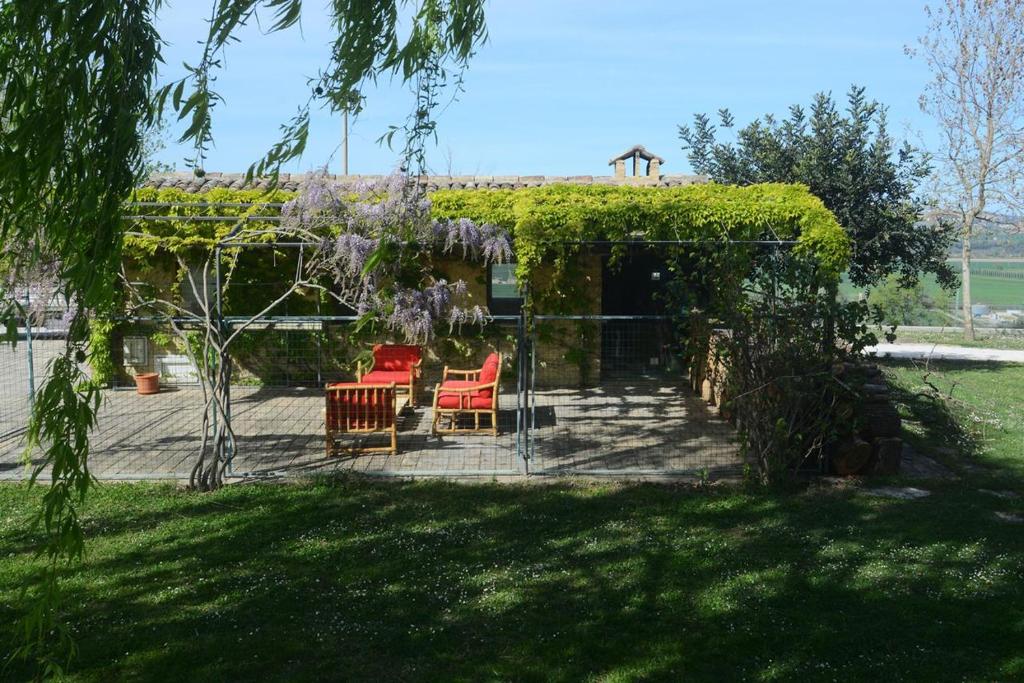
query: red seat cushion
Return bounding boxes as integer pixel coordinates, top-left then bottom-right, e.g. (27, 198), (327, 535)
(436, 380), (494, 409)
(373, 344), (421, 371)
(361, 370), (411, 384)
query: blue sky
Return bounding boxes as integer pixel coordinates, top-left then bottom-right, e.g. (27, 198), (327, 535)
(153, 1), (937, 177)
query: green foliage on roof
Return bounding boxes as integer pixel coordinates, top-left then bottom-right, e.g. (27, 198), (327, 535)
(430, 183), (850, 279)
(126, 187), (292, 254)
(127, 183), (850, 281)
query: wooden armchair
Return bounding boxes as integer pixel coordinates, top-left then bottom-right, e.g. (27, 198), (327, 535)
(325, 382), (398, 455)
(357, 344), (423, 407)
(431, 352), (501, 436)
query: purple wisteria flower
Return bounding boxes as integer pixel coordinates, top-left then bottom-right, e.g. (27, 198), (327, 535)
(287, 168), (514, 343)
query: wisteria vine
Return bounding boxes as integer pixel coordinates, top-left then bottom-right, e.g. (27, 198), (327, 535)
(282, 169), (513, 342)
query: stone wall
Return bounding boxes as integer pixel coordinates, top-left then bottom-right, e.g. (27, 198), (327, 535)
(108, 252), (608, 390)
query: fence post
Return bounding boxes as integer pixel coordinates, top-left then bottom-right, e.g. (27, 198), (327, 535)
(516, 308), (530, 474)
(25, 289), (35, 410)
(529, 315), (537, 464)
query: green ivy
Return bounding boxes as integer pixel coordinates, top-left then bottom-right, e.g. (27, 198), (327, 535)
(127, 182), (849, 272)
(126, 183), (850, 327)
(430, 183), (850, 281)
(126, 187), (293, 254)
(87, 319), (116, 387)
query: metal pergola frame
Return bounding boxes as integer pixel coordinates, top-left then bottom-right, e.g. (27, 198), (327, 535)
(118, 203), (806, 476)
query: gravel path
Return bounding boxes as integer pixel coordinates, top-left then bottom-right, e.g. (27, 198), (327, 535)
(866, 343), (1024, 363)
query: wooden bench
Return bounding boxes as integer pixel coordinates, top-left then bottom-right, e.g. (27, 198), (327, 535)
(325, 382), (408, 456)
(357, 344), (423, 407)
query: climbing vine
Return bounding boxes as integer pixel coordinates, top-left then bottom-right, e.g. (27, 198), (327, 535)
(120, 181), (851, 389)
(127, 181), (849, 307)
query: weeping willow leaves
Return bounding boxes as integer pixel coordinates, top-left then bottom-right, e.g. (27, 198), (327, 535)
(156, 0), (488, 179)
(0, 0), (161, 673)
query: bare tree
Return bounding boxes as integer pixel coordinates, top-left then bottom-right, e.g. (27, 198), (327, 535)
(913, 0), (1024, 340)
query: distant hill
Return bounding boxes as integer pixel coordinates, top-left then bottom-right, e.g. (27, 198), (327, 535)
(949, 231), (1024, 259)
(919, 210), (1024, 258)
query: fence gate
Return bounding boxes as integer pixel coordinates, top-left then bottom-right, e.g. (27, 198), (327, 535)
(524, 315), (741, 478)
(0, 332), (35, 446)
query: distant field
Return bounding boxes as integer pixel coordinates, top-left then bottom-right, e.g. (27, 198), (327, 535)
(841, 259), (1024, 309)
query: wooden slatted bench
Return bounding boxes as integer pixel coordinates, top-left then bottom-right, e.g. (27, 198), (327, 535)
(325, 382), (408, 456)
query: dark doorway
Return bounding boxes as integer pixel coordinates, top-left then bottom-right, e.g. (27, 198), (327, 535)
(600, 250), (673, 378)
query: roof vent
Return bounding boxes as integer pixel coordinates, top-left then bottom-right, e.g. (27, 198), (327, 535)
(609, 145), (664, 180)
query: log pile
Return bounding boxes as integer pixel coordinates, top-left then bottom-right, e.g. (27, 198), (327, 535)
(687, 338), (904, 476)
(830, 362), (903, 476)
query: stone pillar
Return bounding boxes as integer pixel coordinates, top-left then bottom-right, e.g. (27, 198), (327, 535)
(614, 159), (626, 179)
(648, 159), (660, 178)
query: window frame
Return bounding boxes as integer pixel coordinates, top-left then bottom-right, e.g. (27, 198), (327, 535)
(486, 262), (523, 316)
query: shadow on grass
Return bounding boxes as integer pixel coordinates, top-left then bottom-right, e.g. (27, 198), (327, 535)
(881, 360), (1014, 480)
(2, 476), (1023, 682)
(885, 367), (980, 460)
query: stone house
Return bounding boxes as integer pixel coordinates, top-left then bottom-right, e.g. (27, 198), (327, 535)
(129, 148), (705, 386)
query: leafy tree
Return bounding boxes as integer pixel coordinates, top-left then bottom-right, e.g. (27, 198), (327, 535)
(866, 274), (953, 326)
(912, 0), (1024, 340)
(1, 0), (487, 675)
(678, 86), (957, 290)
(1, 2), (161, 674)
(141, 119), (175, 175)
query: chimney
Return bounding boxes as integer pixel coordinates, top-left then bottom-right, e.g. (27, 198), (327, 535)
(608, 145), (665, 181)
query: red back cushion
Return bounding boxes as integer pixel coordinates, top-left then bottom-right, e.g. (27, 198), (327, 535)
(479, 353), (500, 384)
(326, 383), (395, 431)
(373, 344), (421, 371)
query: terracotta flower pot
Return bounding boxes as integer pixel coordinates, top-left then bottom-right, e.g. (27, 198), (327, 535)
(134, 372), (160, 395)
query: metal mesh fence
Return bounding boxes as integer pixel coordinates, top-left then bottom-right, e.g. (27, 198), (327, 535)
(0, 331), (70, 479)
(1, 314), (742, 481)
(0, 334), (35, 475)
(525, 316), (740, 477)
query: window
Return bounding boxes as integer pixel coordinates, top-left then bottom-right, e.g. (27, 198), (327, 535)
(487, 263), (522, 316)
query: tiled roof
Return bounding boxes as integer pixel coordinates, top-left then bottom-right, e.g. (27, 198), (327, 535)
(141, 172), (708, 192)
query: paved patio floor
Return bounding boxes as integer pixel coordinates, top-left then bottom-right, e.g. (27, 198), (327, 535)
(1, 381), (741, 481)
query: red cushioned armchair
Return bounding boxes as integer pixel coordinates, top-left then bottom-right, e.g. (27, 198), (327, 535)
(431, 352), (501, 436)
(357, 344), (423, 407)
(325, 382), (398, 455)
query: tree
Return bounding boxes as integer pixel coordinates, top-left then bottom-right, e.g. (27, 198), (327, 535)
(1, 3), (161, 674)
(678, 86), (957, 290)
(866, 274), (953, 326)
(141, 119), (176, 175)
(913, 0), (1024, 340)
(1, 0), (487, 674)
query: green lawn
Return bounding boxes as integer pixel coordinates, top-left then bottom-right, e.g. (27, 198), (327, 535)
(884, 360), (1024, 482)
(1, 364), (1023, 682)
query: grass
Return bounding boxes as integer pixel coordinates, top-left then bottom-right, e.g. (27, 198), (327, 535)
(1, 364), (1022, 682)
(883, 360), (1024, 482)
